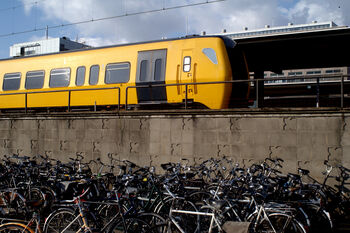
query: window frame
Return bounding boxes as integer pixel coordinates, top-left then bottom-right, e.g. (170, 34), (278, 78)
(76, 66), (86, 86)
(89, 65), (100, 85)
(49, 67), (71, 88)
(104, 62), (131, 84)
(139, 60), (149, 82)
(25, 70), (45, 90)
(154, 59), (162, 81)
(3, 72), (21, 91)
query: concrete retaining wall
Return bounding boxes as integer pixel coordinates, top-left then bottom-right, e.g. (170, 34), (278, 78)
(0, 113), (349, 179)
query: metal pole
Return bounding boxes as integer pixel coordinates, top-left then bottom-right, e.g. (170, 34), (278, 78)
(68, 90), (71, 112)
(25, 93), (27, 114)
(125, 87), (129, 110)
(185, 84), (188, 109)
(255, 79), (259, 108)
(316, 77), (320, 108)
(117, 88), (120, 111)
(341, 75), (344, 109)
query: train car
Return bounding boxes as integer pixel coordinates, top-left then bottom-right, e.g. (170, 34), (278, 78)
(0, 36), (240, 111)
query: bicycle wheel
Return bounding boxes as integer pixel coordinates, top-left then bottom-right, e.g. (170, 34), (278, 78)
(0, 223), (34, 233)
(188, 191), (214, 208)
(23, 187), (45, 203)
(43, 208), (83, 233)
(97, 201), (125, 225)
(198, 205), (221, 233)
(169, 198), (200, 233)
(250, 213), (306, 233)
(107, 217), (152, 233)
(138, 212), (167, 233)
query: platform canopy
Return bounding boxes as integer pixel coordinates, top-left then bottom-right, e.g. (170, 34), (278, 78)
(228, 27), (350, 73)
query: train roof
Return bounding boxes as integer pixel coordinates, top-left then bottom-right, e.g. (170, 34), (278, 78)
(0, 35), (225, 62)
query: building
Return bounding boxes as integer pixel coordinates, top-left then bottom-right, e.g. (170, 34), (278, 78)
(264, 67), (350, 85)
(10, 37), (90, 57)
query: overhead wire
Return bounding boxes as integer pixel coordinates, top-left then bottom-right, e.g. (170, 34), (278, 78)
(0, 0), (226, 38)
(0, 0), (47, 12)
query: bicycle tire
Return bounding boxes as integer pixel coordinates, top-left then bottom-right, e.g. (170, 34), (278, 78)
(107, 217), (152, 233)
(169, 198), (200, 233)
(0, 223), (35, 233)
(43, 207), (83, 233)
(138, 212), (167, 233)
(250, 212), (306, 233)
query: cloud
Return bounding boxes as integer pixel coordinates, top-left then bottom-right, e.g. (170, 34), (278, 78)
(20, 0), (350, 47)
(281, 0), (348, 25)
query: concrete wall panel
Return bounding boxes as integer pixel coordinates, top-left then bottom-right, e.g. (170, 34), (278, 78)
(0, 113), (348, 181)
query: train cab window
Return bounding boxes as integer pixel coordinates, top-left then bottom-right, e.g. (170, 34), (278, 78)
(25, 70), (44, 89)
(89, 65), (99, 85)
(154, 59), (162, 81)
(140, 60), (148, 81)
(3, 73), (21, 91)
(76, 66), (86, 86)
(49, 68), (70, 87)
(183, 56), (191, 72)
(202, 48), (218, 64)
(105, 62), (130, 84)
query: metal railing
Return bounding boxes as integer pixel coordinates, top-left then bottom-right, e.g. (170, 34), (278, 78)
(0, 73), (348, 113)
(261, 74), (348, 108)
(125, 81), (242, 109)
(0, 87), (120, 113)
(126, 74), (349, 109)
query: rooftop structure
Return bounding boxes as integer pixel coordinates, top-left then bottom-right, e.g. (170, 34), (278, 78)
(10, 37), (90, 57)
(210, 21), (342, 39)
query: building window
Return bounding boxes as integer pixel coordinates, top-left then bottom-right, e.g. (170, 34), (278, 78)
(49, 68), (70, 87)
(306, 70), (321, 75)
(288, 72), (302, 76)
(25, 70), (44, 89)
(89, 65), (99, 85)
(326, 69), (342, 74)
(3, 73), (21, 91)
(76, 66), (86, 86)
(105, 62), (130, 84)
(183, 56), (191, 72)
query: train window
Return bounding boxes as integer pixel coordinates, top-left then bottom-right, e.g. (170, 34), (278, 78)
(76, 66), (86, 86)
(49, 68), (70, 88)
(89, 65), (99, 85)
(202, 48), (218, 64)
(154, 59), (162, 81)
(3, 73), (21, 91)
(105, 62), (130, 84)
(183, 56), (191, 72)
(140, 60), (148, 81)
(25, 70), (44, 89)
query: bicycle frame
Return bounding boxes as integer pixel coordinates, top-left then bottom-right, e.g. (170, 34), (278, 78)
(169, 208), (220, 233)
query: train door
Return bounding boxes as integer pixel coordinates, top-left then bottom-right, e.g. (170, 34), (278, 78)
(136, 49), (167, 103)
(180, 50), (195, 99)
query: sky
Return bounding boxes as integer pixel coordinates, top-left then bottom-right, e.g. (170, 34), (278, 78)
(0, 0), (348, 59)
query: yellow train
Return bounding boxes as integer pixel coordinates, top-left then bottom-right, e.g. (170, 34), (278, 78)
(0, 36), (249, 110)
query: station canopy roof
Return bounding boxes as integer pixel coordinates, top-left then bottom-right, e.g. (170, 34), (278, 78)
(227, 27), (350, 73)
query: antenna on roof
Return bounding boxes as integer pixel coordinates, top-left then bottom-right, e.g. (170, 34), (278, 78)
(45, 25), (48, 39)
